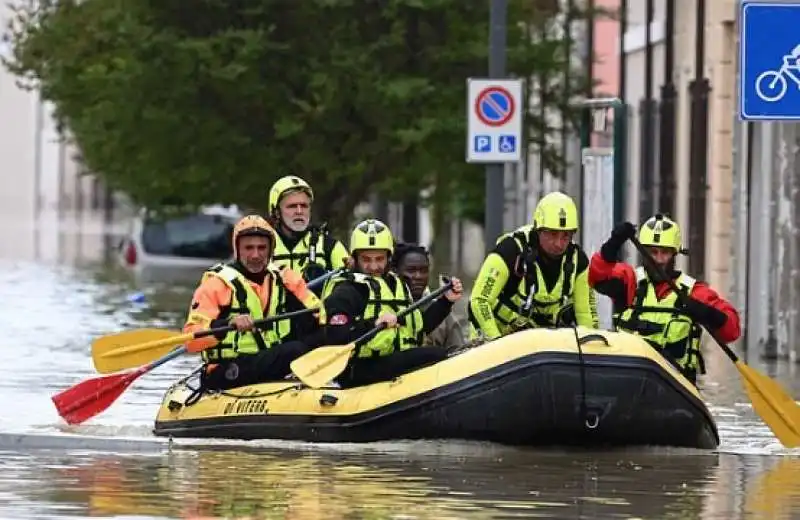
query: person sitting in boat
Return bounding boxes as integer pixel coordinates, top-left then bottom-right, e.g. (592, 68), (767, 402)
(321, 219), (464, 387)
(183, 215), (325, 390)
(588, 215), (742, 384)
(391, 241), (467, 351)
(267, 175), (350, 287)
(468, 191), (599, 340)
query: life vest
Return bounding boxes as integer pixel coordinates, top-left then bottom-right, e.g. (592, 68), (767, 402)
(198, 264), (288, 363)
(324, 272), (424, 358)
(488, 226), (579, 333)
(614, 267), (704, 377)
(272, 227), (334, 273)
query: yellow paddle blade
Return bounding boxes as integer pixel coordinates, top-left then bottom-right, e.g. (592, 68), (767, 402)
(290, 343), (356, 389)
(92, 329), (191, 374)
(737, 360), (800, 448)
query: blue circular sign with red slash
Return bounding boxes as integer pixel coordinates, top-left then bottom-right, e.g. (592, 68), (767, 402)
(475, 86), (515, 126)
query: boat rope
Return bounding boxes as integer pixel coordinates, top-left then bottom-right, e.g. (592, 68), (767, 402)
(572, 326), (590, 429)
(179, 369), (304, 407)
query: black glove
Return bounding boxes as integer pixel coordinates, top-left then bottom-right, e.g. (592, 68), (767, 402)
(600, 221), (637, 262)
(303, 262), (327, 283)
(302, 263), (328, 296)
(681, 298), (727, 329)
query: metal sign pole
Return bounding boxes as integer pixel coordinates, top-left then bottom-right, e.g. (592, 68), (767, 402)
(574, 96), (627, 329)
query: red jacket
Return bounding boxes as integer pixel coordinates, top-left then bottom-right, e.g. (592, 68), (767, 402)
(588, 252), (741, 343)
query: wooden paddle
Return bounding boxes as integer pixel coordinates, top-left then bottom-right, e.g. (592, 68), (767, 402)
(92, 269), (341, 374)
(291, 280), (454, 389)
(631, 236), (800, 448)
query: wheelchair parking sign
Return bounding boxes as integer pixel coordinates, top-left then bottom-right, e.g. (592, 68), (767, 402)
(466, 78), (523, 162)
(740, 2), (800, 120)
(498, 135), (516, 153)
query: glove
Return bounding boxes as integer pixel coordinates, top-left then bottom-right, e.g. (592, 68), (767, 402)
(611, 221), (637, 241)
(600, 221), (637, 261)
(681, 298), (727, 329)
(303, 263), (327, 283)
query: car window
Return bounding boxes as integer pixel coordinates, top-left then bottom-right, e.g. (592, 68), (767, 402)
(141, 213), (235, 259)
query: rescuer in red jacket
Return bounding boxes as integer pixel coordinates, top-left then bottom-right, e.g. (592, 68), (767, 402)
(588, 214), (741, 384)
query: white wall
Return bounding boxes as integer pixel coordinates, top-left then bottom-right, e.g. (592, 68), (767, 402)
(0, 4), (120, 263)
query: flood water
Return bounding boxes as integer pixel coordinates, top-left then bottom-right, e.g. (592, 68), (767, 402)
(2, 213), (800, 519)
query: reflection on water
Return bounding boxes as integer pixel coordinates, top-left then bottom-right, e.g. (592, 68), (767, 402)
(2, 445), (800, 519)
(3, 210), (800, 519)
(743, 457), (800, 519)
(0, 446), (730, 519)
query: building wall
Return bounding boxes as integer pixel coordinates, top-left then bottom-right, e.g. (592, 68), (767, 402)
(593, 0), (620, 98)
(0, 4), (130, 263)
(620, 0), (736, 300)
(705, 0), (737, 308)
(623, 12), (666, 229)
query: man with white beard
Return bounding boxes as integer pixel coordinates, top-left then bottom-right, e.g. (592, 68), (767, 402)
(267, 175), (350, 285)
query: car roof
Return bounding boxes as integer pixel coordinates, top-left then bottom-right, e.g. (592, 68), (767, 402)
(139, 204), (243, 221)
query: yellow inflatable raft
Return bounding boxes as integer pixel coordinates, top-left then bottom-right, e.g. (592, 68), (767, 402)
(152, 327), (719, 449)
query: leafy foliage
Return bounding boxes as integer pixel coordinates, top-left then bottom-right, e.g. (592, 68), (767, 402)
(4, 0), (596, 232)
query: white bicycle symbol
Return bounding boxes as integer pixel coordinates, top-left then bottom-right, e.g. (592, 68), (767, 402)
(755, 55), (800, 102)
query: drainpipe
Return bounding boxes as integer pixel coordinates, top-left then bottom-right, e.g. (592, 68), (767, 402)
(687, 0), (709, 278)
(658, 0), (676, 217)
(638, 0), (655, 220)
(618, 0), (627, 102)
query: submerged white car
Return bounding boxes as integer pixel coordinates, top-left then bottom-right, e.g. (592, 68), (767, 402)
(117, 205), (241, 273)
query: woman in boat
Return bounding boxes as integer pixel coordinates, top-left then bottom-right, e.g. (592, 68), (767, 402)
(321, 219), (464, 387)
(391, 242), (467, 351)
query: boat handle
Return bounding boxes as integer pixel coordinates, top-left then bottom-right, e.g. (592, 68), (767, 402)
(577, 333), (610, 347)
(585, 412), (600, 429)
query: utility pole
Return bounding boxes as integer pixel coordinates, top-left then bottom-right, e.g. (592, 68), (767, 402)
(483, 0), (507, 253)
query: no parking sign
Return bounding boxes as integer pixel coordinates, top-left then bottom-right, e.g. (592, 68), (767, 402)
(466, 78), (523, 163)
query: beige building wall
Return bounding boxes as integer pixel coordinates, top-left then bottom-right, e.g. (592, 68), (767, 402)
(622, 2), (666, 229)
(624, 0), (737, 301)
(673, 1), (698, 271)
(705, 0), (737, 300)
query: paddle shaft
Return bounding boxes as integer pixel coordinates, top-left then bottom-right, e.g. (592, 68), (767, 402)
(54, 269), (341, 423)
(187, 307), (315, 342)
(155, 269), (339, 360)
(630, 236), (739, 364)
(352, 280), (454, 346)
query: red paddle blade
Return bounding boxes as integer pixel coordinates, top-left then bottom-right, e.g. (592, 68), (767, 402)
(51, 369), (143, 425)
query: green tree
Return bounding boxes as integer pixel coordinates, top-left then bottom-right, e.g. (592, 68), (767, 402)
(4, 0), (595, 234)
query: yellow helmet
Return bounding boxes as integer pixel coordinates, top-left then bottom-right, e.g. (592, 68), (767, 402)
(268, 175), (314, 216)
(232, 215), (276, 259)
(639, 214), (681, 251)
(532, 191), (578, 231)
(350, 219), (394, 254)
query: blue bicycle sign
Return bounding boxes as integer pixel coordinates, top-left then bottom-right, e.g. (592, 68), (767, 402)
(755, 45), (800, 103)
(739, 2), (800, 120)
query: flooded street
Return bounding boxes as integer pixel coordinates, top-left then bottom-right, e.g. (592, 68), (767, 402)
(2, 216), (800, 519)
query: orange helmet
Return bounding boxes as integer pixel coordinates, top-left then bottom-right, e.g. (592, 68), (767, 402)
(231, 215), (276, 260)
